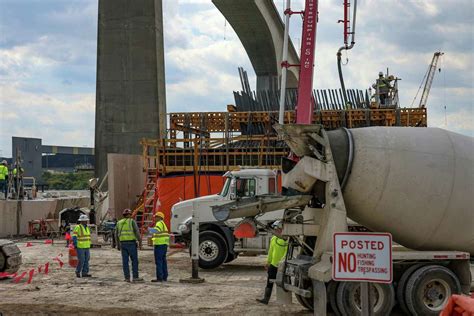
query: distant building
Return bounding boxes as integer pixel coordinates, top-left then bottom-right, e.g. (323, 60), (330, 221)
(9, 137), (94, 184)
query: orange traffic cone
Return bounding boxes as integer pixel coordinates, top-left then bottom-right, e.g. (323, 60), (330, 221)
(68, 245), (78, 268)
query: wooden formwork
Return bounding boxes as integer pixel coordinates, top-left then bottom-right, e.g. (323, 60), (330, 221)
(169, 108), (427, 134)
(147, 108), (427, 175)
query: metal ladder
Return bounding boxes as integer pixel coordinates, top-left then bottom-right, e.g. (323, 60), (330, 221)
(133, 141), (160, 238)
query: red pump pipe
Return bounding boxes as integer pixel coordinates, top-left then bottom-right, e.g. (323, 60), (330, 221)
(295, 0), (318, 124)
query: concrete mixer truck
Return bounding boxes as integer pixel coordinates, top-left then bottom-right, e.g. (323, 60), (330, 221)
(212, 125), (473, 316)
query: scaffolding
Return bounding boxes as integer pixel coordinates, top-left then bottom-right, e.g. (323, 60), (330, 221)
(146, 108), (427, 175)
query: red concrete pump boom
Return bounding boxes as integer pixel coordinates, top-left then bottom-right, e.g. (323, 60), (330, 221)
(295, 0), (318, 124)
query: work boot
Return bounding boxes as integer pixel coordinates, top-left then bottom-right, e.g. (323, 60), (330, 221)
(133, 277), (144, 282)
(75, 272), (81, 278)
(256, 288), (272, 305)
(124, 278), (131, 282)
(82, 274), (92, 278)
(151, 279), (163, 283)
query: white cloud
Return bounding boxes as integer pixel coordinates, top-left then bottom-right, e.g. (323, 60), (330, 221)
(0, 0), (472, 158)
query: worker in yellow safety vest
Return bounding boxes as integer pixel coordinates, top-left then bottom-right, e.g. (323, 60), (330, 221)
(151, 211), (169, 282)
(115, 209), (143, 282)
(72, 214), (92, 278)
(12, 165), (24, 198)
(0, 160), (8, 199)
(256, 220), (288, 304)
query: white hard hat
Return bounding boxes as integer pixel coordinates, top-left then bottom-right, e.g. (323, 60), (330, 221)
(379, 71), (383, 76)
(272, 220), (283, 230)
(1, 160), (7, 164)
(78, 214), (89, 222)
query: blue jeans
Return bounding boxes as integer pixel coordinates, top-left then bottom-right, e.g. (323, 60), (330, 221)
(0, 180), (6, 198)
(121, 241), (139, 279)
(154, 245), (168, 281)
(76, 248), (90, 275)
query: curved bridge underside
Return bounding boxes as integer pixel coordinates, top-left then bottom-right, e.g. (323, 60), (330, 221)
(213, 0), (300, 91)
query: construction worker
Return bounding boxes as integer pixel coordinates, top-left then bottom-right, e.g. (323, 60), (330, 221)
(115, 209), (143, 282)
(256, 221), (288, 305)
(372, 71), (391, 106)
(0, 160), (8, 199)
(12, 165), (24, 198)
(151, 211), (169, 282)
(72, 214), (92, 278)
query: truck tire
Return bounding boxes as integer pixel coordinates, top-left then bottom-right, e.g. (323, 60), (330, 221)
(295, 294), (313, 311)
(198, 231), (228, 269)
(327, 281), (342, 316)
(336, 281), (395, 316)
(224, 252), (238, 263)
(405, 265), (461, 316)
(396, 263), (424, 315)
(0, 240), (22, 274)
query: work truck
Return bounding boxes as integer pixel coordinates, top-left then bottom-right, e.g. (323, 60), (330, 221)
(213, 125), (473, 316)
(170, 168), (284, 269)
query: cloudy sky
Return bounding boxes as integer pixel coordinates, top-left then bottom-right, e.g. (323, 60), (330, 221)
(0, 0), (472, 157)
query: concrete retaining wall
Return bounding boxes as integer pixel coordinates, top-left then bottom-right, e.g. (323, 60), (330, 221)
(0, 197), (89, 237)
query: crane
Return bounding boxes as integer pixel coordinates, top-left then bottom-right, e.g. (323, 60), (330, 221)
(418, 52), (444, 108)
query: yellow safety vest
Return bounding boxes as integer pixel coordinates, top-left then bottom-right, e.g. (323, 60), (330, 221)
(0, 165), (7, 180)
(117, 218), (136, 242)
(12, 168), (23, 176)
(267, 236), (288, 268)
(152, 220), (169, 246)
(73, 225), (91, 249)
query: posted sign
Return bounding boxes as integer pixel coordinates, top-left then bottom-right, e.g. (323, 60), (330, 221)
(332, 232), (392, 283)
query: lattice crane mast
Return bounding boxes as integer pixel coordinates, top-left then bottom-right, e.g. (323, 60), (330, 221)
(419, 51), (444, 108)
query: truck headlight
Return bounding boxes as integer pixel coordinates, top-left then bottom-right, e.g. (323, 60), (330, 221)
(178, 224), (189, 233)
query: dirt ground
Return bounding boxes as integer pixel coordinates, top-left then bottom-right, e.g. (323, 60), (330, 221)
(0, 239), (311, 316)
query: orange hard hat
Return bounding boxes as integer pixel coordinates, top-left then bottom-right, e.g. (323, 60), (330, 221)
(155, 211), (165, 219)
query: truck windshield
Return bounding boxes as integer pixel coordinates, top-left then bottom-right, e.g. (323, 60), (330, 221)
(236, 178), (256, 197)
(220, 177), (231, 197)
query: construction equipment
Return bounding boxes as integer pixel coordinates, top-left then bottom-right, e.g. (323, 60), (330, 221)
(411, 52), (444, 108)
(337, 0), (357, 106)
(212, 6), (468, 315)
(171, 169), (301, 269)
(213, 125), (473, 315)
(28, 219), (60, 239)
(0, 240), (22, 274)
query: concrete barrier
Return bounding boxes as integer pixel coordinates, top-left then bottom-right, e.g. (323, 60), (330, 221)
(0, 197), (89, 237)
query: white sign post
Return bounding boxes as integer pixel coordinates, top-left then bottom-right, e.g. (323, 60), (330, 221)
(333, 232), (392, 316)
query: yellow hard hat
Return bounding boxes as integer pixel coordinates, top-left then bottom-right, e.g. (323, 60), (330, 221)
(155, 211), (165, 219)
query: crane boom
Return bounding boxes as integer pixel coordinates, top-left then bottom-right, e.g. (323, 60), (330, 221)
(419, 51), (443, 108)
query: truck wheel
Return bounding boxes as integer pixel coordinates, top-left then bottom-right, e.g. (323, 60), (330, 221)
(295, 293), (313, 311)
(336, 282), (395, 316)
(396, 263), (424, 315)
(0, 240), (22, 274)
(327, 281), (342, 316)
(224, 252), (238, 263)
(405, 265), (461, 316)
(198, 231), (228, 269)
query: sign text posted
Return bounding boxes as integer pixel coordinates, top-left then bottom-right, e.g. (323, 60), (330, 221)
(333, 232), (392, 283)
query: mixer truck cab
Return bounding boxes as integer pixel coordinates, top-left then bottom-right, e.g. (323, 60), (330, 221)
(171, 168), (282, 269)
